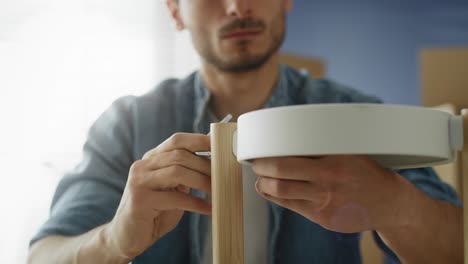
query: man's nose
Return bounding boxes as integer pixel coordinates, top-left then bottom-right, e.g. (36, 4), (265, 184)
(224, 0), (253, 19)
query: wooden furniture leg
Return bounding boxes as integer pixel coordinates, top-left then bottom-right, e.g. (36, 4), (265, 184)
(210, 123), (244, 264)
(462, 109), (468, 264)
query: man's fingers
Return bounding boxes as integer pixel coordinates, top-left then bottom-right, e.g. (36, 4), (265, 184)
(150, 191), (212, 215)
(256, 177), (329, 203)
(141, 165), (211, 195)
(143, 133), (211, 158)
(144, 149), (211, 176)
(252, 157), (330, 181)
(257, 191), (324, 217)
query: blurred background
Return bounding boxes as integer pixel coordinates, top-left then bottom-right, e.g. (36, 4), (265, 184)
(0, 0), (467, 263)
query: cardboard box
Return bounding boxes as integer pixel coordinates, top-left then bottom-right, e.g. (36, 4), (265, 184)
(420, 47), (468, 197)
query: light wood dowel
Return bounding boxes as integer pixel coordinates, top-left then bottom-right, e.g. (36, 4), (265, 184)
(210, 123), (244, 264)
(463, 109), (468, 152)
(462, 109), (468, 264)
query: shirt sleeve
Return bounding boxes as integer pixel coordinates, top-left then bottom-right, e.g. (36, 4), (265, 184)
(30, 96), (136, 246)
(302, 77), (462, 262)
(372, 167), (462, 263)
(299, 76), (462, 262)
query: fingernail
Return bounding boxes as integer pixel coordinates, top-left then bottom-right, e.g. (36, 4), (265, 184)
(255, 178), (264, 195)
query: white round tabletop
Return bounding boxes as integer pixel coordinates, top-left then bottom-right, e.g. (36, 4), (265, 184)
(236, 104), (464, 169)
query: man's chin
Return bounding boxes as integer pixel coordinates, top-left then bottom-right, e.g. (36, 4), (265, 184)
(213, 54), (273, 73)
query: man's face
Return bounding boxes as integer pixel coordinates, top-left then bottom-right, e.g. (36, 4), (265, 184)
(170, 0), (292, 72)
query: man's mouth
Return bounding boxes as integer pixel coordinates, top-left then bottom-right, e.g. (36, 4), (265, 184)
(222, 30), (262, 39)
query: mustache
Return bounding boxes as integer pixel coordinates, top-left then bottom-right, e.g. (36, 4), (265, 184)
(219, 17), (266, 36)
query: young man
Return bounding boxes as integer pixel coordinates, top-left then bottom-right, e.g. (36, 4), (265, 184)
(28, 0), (462, 263)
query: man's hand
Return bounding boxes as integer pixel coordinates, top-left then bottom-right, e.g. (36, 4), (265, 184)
(104, 133), (212, 261)
(252, 155), (404, 233)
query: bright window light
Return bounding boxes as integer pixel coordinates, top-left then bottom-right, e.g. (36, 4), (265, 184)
(0, 0), (199, 262)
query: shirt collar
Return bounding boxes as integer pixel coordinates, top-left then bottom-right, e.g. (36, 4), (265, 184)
(192, 72), (214, 134)
(192, 64), (296, 134)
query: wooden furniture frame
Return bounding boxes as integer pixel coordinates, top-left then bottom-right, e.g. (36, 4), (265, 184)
(210, 111), (468, 264)
(211, 123), (244, 264)
(463, 109), (468, 264)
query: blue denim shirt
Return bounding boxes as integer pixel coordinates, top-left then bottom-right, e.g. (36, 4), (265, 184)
(31, 65), (461, 264)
